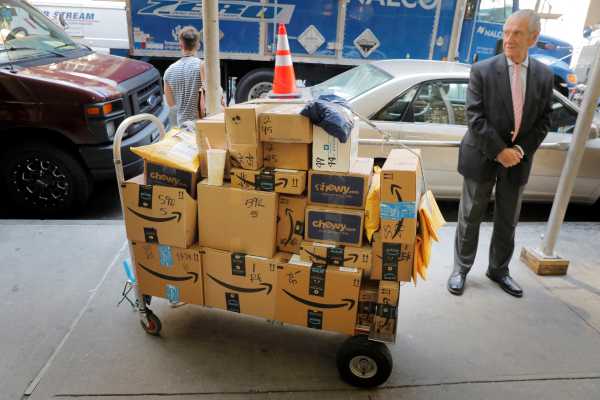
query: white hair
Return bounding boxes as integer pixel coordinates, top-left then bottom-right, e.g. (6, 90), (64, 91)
(507, 9), (541, 34)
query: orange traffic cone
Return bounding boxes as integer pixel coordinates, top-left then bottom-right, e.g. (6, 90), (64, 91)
(270, 23), (300, 98)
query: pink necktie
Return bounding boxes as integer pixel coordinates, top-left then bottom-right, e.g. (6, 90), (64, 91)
(511, 63), (523, 142)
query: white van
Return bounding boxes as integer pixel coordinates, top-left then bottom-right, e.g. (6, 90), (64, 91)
(29, 0), (128, 55)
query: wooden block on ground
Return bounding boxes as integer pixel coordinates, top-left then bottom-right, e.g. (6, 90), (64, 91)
(520, 247), (569, 276)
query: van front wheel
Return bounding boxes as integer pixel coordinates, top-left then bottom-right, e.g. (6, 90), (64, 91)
(1, 142), (92, 216)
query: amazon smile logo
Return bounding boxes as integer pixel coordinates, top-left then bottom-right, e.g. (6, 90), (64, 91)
(303, 249), (359, 264)
(139, 263), (198, 282)
(127, 207), (182, 223)
(282, 289), (355, 310)
(390, 184), (403, 202)
(207, 274), (273, 294)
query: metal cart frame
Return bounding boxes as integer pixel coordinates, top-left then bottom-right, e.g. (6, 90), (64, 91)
(113, 114), (395, 388)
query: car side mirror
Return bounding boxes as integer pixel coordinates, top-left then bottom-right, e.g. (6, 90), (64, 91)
(591, 124), (600, 139)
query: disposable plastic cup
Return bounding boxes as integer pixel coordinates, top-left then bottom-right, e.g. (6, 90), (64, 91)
(207, 149), (226, 186)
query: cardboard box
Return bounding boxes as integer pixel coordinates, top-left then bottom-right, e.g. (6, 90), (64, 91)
(299, 241), (372, 276)
(229, 143), (263, 170)
(357, 280), (379, 328)
(380, 149), (421, 203)
(305, 206), (365, 247)
(197, 181), (278, 258)
(230, 168), (306, 195)
(277, 195), (307, 254)
(308, 157), (374, 209)
(275, 255), (362, 335)
(131, 242), (203, 305)
(122, 175), (197, 248)
(312, 117), (359, 173)
(259, 104), (313, 143)
(145, 161), (199, 198)
(371, 231), (413, 282)
(263, 142), (311, 170)
(370, 280), (400, 343)
(225, 103), (271, 145)
(196, 114), (230, 178)
(202, 247), (282, 320)
(380, 149), (420, 244)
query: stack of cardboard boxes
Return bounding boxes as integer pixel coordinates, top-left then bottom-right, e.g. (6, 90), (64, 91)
(123, 101), (421, 342)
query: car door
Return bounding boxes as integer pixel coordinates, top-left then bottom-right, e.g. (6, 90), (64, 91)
(528, 94), (600, 203)
(367, 79), (469, 199)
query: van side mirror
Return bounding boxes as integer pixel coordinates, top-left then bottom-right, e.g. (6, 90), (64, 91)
(58, 14), (67, 29)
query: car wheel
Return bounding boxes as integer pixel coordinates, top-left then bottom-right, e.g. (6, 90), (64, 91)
(1, 142), (92, 216)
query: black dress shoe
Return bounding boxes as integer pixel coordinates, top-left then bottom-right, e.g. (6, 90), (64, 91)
(447, 271), (466, 295)
(486, 272), (523, 298)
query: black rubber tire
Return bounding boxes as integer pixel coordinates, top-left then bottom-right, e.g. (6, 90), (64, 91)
(140, 309), (162, 336)
(0, 141), (92, 216)
(336, 335), (393, 388)
(235, 68), (274, 103)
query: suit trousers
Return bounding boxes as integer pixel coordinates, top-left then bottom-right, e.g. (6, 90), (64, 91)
(453, 168), (525, 277)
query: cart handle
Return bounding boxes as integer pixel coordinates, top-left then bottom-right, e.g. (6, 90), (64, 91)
(112, 113), (167, 187)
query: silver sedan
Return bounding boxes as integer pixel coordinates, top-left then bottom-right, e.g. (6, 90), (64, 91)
(310, 59), (600, 204)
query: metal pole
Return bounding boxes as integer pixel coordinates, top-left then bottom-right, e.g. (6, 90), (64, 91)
(202, 0), (221, 115)
(541, 48), (600, 256)
(448, 0), (467, 61)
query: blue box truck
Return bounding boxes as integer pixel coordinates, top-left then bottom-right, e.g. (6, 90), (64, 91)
(126, 0), (576, 102)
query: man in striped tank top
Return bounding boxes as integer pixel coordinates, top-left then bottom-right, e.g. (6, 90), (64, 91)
(164, 26), (205, 126)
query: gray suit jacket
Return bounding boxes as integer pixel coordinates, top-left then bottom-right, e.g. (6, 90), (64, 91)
(458, 54), (554, 186)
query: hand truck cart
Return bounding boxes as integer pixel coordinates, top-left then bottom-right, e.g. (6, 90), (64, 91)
(113, 114), (395, 388)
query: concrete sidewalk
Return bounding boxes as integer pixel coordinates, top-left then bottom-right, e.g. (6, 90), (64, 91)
(1, 220), (599, 399)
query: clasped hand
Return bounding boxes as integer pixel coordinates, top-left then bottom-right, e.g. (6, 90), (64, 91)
(496, 147), (522, 168)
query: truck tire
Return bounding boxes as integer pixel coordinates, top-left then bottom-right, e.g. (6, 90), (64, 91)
(1, 142), (93, 216)
(235, 68), (274, 103)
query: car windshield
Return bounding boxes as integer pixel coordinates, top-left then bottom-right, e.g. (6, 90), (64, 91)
(0, 0), (82, 64)
(311, 64), (393, 101)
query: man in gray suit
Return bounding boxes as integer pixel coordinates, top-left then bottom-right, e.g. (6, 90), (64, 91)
(447, 10), (554, 297)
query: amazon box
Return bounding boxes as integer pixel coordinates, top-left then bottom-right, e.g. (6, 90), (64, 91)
(196, 114), (231, 178)
(197, 181), (278, 258)
(372, 231), (413, 282)
(275, 255), (362, 335)
(305, 206), (364, 247)
(131, 242), (203, 305)
(299, 241), (371, 276)
(380, 149), (420, 244)
(229, 143), (263, 171)
(312, 117), (359, 173)
(259, 104), (313, 143)
(202, 247), (283, 320)
(370, 280), (400, 343)
(122, 175), (197, 248)
(308, 157), (374, 209)
(225, 103), (271, 145)
(277, 195), (307, 253)
(263, 142), (311, 170)
(230, 168), (306, 195)
(357, 280), (379, 328)
(145, 161), (199, 198)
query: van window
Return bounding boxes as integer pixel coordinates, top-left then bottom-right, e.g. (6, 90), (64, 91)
(478, 0), (513, 24)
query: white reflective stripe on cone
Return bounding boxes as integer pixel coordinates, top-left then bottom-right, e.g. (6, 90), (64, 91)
(277, 36), (290, 51)
(275, 54), (293, 66)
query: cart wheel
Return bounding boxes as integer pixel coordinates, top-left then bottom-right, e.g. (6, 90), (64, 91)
(140, 310), (162, 336)
(336, 335), (393, 388)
